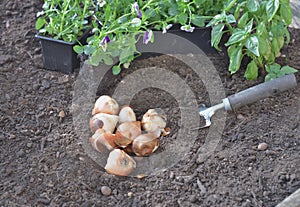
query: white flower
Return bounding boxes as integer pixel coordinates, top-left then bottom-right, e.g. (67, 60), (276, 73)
(180, 25), (195, 33)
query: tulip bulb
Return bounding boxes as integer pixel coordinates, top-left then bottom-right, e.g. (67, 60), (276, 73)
(90, 129), (119, 152)
(142, 109), (170, 136)
(105, 149), (136, 176)
(132, 133), (159, 157)
(118, 105), (136, 124)
(115, 121), (142, 147)
(89, 113), (118, 133)
(92, 95), (119, 115)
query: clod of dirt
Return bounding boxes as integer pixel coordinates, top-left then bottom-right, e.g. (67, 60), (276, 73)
(101, 186), (112, 196)
(257, 142), (268, 151)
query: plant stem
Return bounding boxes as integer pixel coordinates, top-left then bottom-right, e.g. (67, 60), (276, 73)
(59, 0), (71, 34)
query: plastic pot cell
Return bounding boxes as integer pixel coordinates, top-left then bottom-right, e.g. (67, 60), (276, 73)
(35, 30), (90, 74)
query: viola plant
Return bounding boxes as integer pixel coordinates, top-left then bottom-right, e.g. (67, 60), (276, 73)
(36, 0), (94, 42)
(73, 0), (225, 74)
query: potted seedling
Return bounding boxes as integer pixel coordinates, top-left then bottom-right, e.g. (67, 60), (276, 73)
(35, 0), (94, 74)
(74, 0), (297, 80)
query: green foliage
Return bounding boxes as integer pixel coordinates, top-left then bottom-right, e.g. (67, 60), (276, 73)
(36, 0), (94, 42)
(36, 0), (298, 78)
(209, 0), (297, 81)
(265, 64), (298, 81)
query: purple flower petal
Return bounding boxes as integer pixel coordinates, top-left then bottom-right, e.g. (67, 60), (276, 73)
(100, 36), (110, 45)
(132, 2), (142, 18)
(143, 30), (153, 44)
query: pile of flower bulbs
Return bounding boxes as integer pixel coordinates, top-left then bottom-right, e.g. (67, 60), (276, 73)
(89, 95), (170, 176)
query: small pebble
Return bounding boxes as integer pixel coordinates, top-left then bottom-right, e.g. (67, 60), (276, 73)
(258, 142), (268, 151)
(101, 186), (112, 196)
(58, 110), (65, 118)
(127, 192), (133, 197)
(16, 149), (25, 157)
(237, 114), (245, 120)
(27, 142), (33, 148)
(14, 186), (25, 195)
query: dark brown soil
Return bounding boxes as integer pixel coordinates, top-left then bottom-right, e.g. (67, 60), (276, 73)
(0, 0), (299, 206)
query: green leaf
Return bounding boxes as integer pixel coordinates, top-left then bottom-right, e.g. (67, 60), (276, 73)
(271, 38), (280, 56)
(284, 28), (291, 44)
(266, 63), (281, 73)
(225, 29), (247, 46)
(103, 54), (113, 65)
(238, 12), (249, 29)
(84, 45), (96, 55)
(256, 22), (268, 38)
(178, 13), (188, 25)
(277, 36), (284, 49)
(191, 14), (205, 27)
(266, 0), (279, 21)
(117, 16), (128, 24)
(224, 0), (238, 11)
(245, 36), (260, 57)
(265, 73), (277, 81)
(245, 60), (258, 80)
(211, 23), (225, 50)
(144, 8), (156, 19)
(280, 66), (298, 74)
(206, 13), (226, 27)
(112, 65), (121, 75)
(247, 0), (259, 12)
(88, 50), (102, 66)
(225, 14), (236, 24)
(36, 17), (46, 30)
(280, 3), (292, 25)
(234, 2), (247, 19)
(244, 18), (254, 33)
(73, 45), (84, 54)
(228, 45), (243, 74)
(258, 37), (269, 56)
(168, 4), (179, 16)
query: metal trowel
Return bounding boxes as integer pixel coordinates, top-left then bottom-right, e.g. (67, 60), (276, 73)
(198, 74), (297, 128)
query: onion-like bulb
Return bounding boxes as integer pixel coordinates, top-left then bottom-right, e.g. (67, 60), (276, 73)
(142, 109), (170, 136)
(118, 105), (136, 124)
(92, 95), (119, 115)
(89, 113), (118, 133)
(105, 149), (136, 176)
(90, 129), (119, 152)
(115, 121), (142, 147)
(132, 132), (159, 157)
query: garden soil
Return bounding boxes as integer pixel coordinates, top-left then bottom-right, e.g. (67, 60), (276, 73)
(0, 0), (299, 206)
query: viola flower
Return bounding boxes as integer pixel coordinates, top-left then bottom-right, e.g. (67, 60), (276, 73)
(162, 24), (173, 34)
(143, 30), (153, 44)
(132, 2), (142, 19)
(100, 36), (110, 45)
(97, 0), (106, 7)
(180, 25), (195, 33)
(100, 36), (110, 51)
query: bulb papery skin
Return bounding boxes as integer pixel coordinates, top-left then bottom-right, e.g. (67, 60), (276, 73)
(142, 109), (168, 135)
(105, 149), (136, 176)
(92, 95), (119, 115)
(90, 129), (120, 152)
(115, 121), (142, 147)
(90, 113), (118, 133)
(132, 133), (159, 157)
(118, 105), (136, 124)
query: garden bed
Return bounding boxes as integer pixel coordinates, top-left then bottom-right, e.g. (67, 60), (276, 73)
(0, 0), (299, 206)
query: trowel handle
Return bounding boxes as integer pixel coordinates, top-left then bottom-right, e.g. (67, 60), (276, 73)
(223, 74), (297, 111)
